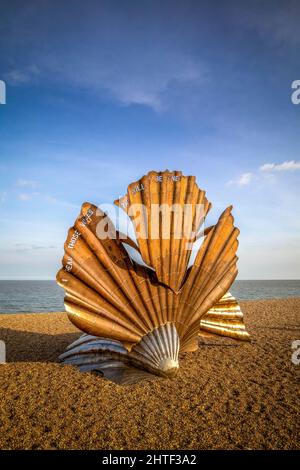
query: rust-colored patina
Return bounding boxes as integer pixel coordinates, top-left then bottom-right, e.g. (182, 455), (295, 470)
(57, 170), (250, 384)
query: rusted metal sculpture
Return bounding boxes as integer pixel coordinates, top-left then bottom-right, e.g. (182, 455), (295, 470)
(57, 170), (250, 384)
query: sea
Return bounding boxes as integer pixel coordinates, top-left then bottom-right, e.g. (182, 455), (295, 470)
(0, 280), (299, 314)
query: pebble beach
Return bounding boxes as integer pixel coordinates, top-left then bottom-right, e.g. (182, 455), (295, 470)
(0, 298), (299, 450)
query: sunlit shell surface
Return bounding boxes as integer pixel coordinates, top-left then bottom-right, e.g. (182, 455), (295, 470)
(199, 292), (250, 340)
(114, 170), (211, 293)
(57, 170), (250, 384)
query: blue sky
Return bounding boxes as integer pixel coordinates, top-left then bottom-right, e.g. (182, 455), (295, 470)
(0, 0), (299, 279)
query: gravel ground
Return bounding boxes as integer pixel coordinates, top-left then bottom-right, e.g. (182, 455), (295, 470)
(0, 298), (299, 450)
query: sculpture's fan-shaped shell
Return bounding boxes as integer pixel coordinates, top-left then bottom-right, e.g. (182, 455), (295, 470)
(173, 206), (241, 352)
(57, 171), (250, 382)
(59, 323), (179, 383)
(59, 334), (157, 385)
(57, 203), (183, 356)
(59, 293), (249, 384)
(129, 323), (179, 376)
(199, 292), (250, 340)
(114, 170), (211, 293)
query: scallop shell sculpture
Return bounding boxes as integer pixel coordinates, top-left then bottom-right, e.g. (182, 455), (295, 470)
(57, 170), (250, 384)
(114, 170), (212, 293)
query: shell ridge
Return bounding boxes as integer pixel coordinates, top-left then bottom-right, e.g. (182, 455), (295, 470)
(58, 270), (148, 336)
(177, 208), (237, 320)
(76, 220), (155, 327)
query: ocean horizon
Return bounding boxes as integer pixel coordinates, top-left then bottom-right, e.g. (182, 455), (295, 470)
(0, 279), (299, 314)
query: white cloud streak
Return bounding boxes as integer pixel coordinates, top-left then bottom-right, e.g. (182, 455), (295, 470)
(16, 178), (38, 188)
(5, 65), (40, 85)
(260, 160), (300, 172)
(227, 159), (300, 188)
(2, 4), (207, 112)
(17, 191), (79, 209)
(227, 172), (253, 187)
(14, 243), (57, 252)
(44, 195), (80, 209)
(18, 193), (34, 201)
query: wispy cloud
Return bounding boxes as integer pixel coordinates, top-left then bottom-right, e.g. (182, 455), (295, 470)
(227, 172), (253, 187)
(260, 160), (300, 172)
(18, 191), (40, 202)
(6, 53), (205, 113)
(16, 178), (38, 188)
(18, 193), (35, 201)
(1, 4), (207, 112)
(4, 65), (40, 85)
(48, 51), (206, 112)
(227, 160), (300, 188)
(17, 191), (79, 208)
(14, 243), (57, 252)
(44, 195), (80, 209)
(232, 0), (300, 46)
(106, 56), (205, 111)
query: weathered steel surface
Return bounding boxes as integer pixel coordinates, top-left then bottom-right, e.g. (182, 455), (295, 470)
(57, 170), (250, 382)
(115, 170), (211, 293)
(200, 292), (250, 340)
(59, 324), (179, 384)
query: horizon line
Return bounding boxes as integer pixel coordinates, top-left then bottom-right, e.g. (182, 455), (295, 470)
(0, 278), (299, 282)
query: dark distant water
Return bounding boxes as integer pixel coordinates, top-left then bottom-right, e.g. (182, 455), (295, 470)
(230, 280), (300, 301)
(0, 280), (299, 314)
